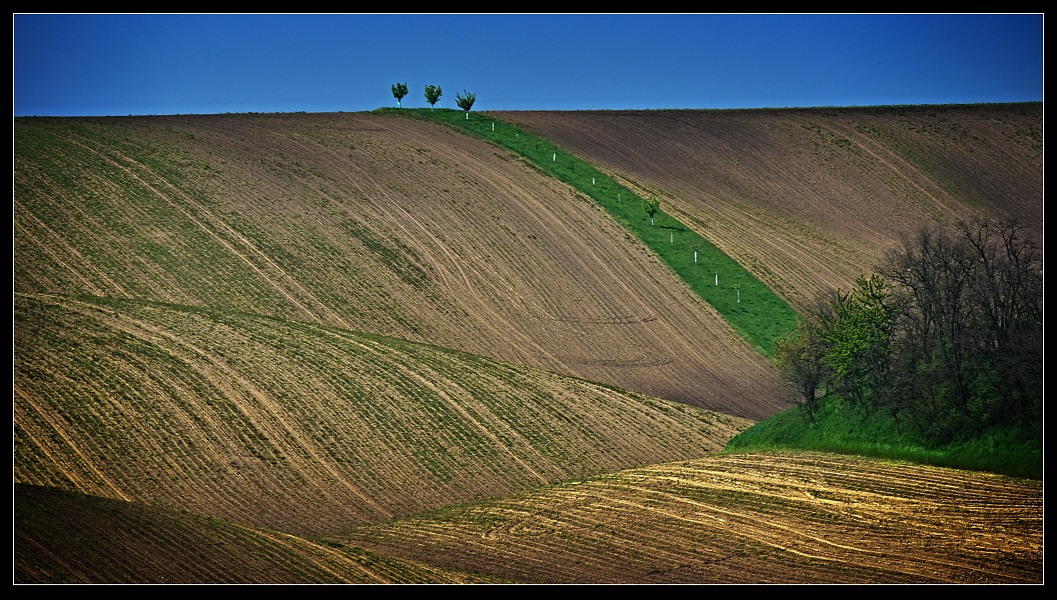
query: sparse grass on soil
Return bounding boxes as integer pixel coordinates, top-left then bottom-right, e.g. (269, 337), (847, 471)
(14, 291), (752, 537)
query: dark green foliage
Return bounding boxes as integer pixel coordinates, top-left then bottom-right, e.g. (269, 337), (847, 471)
(391, 82), (409, 108)
(424, 85), (443, 111)
(773, 218), (1042, 453)
(455, 91), (476, 117)
(372, 106), (1039, 480)
(879, 218), (1042, 441)
(774, 301), (831, 422)
(817, 273), (897, 410)
(641, 195), (660, 226)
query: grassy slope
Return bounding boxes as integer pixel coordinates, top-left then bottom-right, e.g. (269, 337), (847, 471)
(724, 395), (1043, 479)
(493, 103), (1043, 480)
(496, 103), (1042, 313)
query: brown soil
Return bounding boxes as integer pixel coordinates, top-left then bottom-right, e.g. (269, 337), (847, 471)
(15, 112), (787, 419)
(494, 104), (1042, 312)
(336, 451), (1042, 584)
(13, 105), (1043, 584)
(15, 451), (1042, 584)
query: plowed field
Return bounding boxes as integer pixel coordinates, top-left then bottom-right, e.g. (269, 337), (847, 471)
(15, 112), (785, 419)
(14, 105), (1043, 584)
(332, 452), (1042, 584)
(497, 104), (1042, 312)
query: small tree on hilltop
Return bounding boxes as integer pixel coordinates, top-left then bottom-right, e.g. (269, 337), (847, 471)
(424, 84), (443, 111)
(455, 90), (476, 119)
(391, 82), (409, 108)
(642, 195), (661, 226)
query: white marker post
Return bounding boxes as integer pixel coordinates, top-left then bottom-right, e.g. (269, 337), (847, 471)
(715, 273), (718, 286)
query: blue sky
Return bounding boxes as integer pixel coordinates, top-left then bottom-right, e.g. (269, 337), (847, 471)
(13, 13), (1044, 117)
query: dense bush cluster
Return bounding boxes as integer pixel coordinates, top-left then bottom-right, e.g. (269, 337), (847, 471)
(777, 218), (1042, 444)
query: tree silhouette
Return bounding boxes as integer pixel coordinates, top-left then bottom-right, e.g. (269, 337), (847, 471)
(391, 82), (409, 108)
(774, 301), (832, 422)
(778, 218), (1042, 445)
(879, 218), (1041, 438)
(424, 85), (443, 111)
(455, 90), (476, 119)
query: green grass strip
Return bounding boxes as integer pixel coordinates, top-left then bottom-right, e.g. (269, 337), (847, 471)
(723, 395), (1042, 479)
(385, 107), (798, 359)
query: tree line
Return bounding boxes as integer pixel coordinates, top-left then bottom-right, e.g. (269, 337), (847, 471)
(391, 82), (476, 116)
(776, 218), (1042, 444)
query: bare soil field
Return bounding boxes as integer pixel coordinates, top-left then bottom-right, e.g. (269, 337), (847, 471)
(13, 104), (1043, 584)
(15, 112), (785, 419)
(333, 451), (1042, 584)
(15, 452), (1041, 584)
(497, 104), (1042, 312)
(14, 483), (506, 584)
(15, 293), (750, 537)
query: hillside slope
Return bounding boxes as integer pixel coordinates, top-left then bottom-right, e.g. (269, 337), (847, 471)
(13, 105), (1043, 584)
(14, 293), (751, 537)
(15, 452), (1041, 584)
(333, 451), (1041, 584)
(14, 112), (785, 419)
(497, 103), (1042, 312)
(15, 483), (505, 584)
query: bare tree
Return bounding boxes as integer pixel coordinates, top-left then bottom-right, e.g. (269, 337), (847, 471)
(880, 218), (1042, 438)
(777, 218), (1041, 443)
(775, 297), (833, 422)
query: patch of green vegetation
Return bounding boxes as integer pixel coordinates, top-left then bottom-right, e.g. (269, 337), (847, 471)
(723, 395), (1041, 480)
(384, 108), (798, 358)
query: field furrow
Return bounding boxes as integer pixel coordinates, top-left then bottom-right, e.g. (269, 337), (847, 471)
(499, 105), (1041, 312)
(14, 292), (753, 537)
(14, 483), (501, 584)
(14, 106), (1041, 584)
(333, 451), (1040, 584)
(15, 113), (789, 418)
